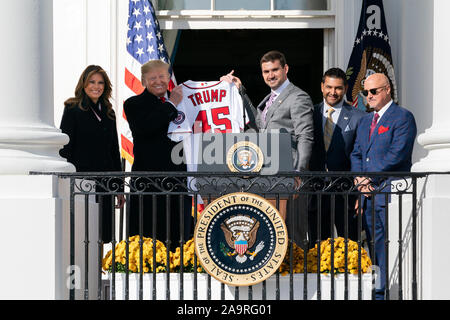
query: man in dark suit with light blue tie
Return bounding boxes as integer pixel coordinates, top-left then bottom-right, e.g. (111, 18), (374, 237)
(309, 68), (366, 246)
(351, 73), (417, 300)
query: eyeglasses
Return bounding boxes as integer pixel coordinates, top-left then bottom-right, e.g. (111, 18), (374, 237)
(361, 86), (387, 97)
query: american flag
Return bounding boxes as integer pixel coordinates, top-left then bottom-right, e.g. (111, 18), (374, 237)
(120, 0), (176, 164)
(120, 0), (204, 213)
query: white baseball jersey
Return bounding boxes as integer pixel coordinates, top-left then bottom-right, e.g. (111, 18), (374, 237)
(167, 81), (248, 204)
(168, 80), (247, 141)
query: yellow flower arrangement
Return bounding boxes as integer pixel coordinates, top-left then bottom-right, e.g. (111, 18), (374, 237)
(278, 242), (306, 275)
(102, 235), (170, 273)
(102, 236), (204, 273)
(103, 236), (371, 275)
(171, 238), (204, 273)
(308, 237), (372, 274)
(278, 237), (372, 275)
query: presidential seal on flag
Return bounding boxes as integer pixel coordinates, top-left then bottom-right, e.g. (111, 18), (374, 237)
(195, 192), (288, 286)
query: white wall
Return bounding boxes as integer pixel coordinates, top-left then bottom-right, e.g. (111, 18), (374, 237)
(53, 0), (120, 128)
(334, 0), (360, 71)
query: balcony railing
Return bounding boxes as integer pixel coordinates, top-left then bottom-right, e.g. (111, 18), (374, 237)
(40, 171), (425, 300)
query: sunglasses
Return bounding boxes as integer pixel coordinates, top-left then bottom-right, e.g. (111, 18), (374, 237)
(361, 86), (387, 97)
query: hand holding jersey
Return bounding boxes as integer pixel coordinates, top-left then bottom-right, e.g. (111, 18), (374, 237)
(220, 70), (242, 90)
(168, 85), (183, 106)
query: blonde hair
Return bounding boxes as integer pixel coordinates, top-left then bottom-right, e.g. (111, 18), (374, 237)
(141, 60), (170, 79)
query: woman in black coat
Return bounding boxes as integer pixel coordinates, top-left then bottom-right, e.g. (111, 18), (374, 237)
(124, 60), (192, 251)
(59, 65), (125, 243)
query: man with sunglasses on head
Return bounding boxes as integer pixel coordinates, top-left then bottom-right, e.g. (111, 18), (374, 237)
(350, 73), (417, 300)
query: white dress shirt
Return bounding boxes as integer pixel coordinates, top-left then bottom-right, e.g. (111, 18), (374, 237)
(374, 99), (393, 120)
(271, 79), (291, 99)
(322, 98), (344, 131)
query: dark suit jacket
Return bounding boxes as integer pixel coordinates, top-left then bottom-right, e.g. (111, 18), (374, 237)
(124, 90), (191, 246)
(124, 89), (184, 172)
(310, 101), (366, 172)
(59, 102), (122, 172)
(351, 102), (416, 298)
(351, 102), (417, 205)
(350, 102), (417, 174)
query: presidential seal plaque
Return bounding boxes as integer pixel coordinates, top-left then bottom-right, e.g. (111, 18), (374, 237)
(226, 141), (264, 173)
(194, 192), (288, 286)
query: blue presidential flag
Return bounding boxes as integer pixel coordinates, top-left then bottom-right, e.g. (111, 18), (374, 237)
(346, 0), (397, 111)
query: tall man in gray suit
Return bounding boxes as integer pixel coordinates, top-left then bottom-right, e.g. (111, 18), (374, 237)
(222, 50), (314, 247)
(308, 68), (366, 247)
(256, 51), (315, 172)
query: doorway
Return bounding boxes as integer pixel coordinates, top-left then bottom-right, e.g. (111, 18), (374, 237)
(172, 29), (324, 105)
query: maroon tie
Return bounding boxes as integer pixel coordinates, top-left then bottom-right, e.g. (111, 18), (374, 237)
(160, 97), (166, 102)
(369, 113), (380, 139)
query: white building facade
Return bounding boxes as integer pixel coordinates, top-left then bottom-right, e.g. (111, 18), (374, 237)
(0, 0), (449, 299)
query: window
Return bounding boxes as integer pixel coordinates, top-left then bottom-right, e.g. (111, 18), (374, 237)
(172, 29), (325, 104)
(157, 0), (329, 11)
(153, 0), (335, 100)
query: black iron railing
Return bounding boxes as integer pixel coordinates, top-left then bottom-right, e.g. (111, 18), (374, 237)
(34, 171), (426, 300)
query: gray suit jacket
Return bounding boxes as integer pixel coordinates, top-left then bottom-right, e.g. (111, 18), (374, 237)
(255, 82), (314, 171)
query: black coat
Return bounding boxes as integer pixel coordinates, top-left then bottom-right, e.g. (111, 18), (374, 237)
(124, 89), (184, 172)
(124, 89), (192, 249)
(59, 100), (122, 243)
(59, 101), (122, 172)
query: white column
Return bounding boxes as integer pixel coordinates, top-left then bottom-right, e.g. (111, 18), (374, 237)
(0, 0), (75, 299)
(412, 0), (450, 172)
(411, 0), (450, 300)
(0, 0), (74, 174)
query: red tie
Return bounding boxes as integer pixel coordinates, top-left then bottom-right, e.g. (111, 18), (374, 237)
(160, 97), (166, 102)
(369, 113), (380, 139)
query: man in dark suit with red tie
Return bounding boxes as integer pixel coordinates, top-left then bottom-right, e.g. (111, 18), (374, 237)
(309, 68), (366, 246)
(124, 60), (192, 251)
(351, 73), (417, 300)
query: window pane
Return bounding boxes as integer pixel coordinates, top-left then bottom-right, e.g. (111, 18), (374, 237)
(275, 0), (328, 10)
(157, 0), (329, 11)
(158, 0), (211, 10)
(215, 0), (270, 10)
